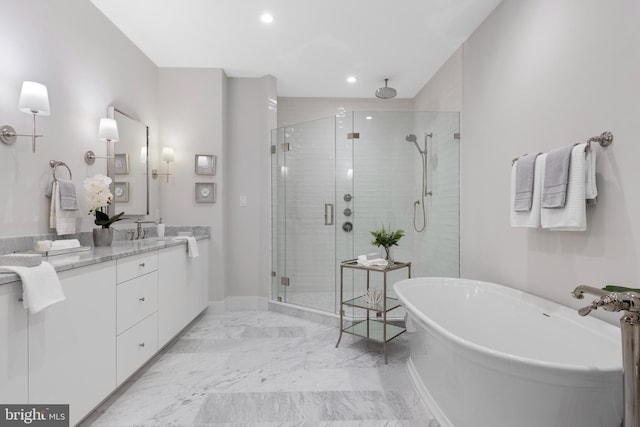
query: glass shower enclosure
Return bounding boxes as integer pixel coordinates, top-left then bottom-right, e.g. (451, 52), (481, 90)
(271, 111), (460, 315)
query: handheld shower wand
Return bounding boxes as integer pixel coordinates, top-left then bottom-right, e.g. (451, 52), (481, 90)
(405, 133), (432, 232)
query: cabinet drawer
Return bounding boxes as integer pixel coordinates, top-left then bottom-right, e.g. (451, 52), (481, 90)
(117, 251), (158, 283)
(116, 312), (158, 386)
(117, 271), (158, 335)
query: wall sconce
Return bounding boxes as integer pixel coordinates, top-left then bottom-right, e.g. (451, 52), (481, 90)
(0, 81), (50, 153)
(84, 118), (119, 164)
(152, 146), (175, 182)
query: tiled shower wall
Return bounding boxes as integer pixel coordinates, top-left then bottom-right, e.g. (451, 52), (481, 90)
(272, 111), (459, 312)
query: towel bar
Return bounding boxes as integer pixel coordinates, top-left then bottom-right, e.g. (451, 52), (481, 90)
(49, 160), (72, 181)
(512, 131), (613, 164)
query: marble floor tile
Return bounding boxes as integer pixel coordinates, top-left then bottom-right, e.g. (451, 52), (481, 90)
(80, 310), (436, 427)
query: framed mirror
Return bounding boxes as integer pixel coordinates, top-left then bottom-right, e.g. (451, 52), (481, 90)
(106, 106), (149, 216)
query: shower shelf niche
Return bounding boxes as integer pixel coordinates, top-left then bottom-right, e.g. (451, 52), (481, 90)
(335, 260), (411, 364)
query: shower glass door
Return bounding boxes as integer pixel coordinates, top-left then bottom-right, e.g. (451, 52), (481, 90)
(272, 116), (352, 312)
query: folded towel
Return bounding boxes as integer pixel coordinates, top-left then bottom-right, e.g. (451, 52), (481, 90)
(541, 143), (587, 231)
(172, 236), (199, 258)
(34, 240), (53, 251)
(49, 181), (76, 235)
(511, 153), (545, 228)
(57, 179), (79, 211)
(356, 253), (388, 267)
(0, 262), (65, 314)
(513, 152), (541, 212)
(586, 147), (597, 205)
(50, 239), (81, 250)
(542, 144), (575, 208)
(0, 254), (43, 267)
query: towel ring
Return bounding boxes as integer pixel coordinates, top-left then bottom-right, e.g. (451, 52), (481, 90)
(49, 160), (72, 181)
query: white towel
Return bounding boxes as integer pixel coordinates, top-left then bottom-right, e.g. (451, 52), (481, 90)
(511, 154), (545, 228)
(541, 143), (587, 231)
(0, 262), (66, 314)
(586, 148), (597, 204)
(172, 236), (199, 258)
(50, 239), (81, 250)
(49, 181), (76, 235)
(356, 253), (388, 267)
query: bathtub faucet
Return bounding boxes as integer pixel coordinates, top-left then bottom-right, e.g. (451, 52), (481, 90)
(572, 284), (640, 427)
(571, 285), (640, 316)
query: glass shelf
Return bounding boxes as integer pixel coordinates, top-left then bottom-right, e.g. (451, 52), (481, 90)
(343, 296), (402, 313)
(342, 319), (406, 343)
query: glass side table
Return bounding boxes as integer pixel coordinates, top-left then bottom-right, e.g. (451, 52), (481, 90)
(335, 259), (411, 364)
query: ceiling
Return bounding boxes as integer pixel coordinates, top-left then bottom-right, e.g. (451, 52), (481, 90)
(90, 0), (502, 99)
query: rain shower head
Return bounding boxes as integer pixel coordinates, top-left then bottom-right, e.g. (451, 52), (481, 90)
(375, 79), (397, 99)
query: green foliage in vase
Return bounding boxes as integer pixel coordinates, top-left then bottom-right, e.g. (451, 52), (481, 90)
(370, 225), (404, 249)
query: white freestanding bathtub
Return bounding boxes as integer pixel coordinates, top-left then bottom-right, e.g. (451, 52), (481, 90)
(394, 277), (623, 427)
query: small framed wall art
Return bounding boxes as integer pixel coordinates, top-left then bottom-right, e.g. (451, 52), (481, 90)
(114, 181), (129, 203)
(195, 182), (216, 203)
(195, 154), (216, 175)
(114, 153), (130, 175)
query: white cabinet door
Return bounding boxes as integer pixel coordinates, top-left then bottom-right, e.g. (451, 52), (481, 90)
(158, 245), (189, 347)
(188, 239), (209, 320)
(0, 281), (28, 403)
(28, 261), (116, 426)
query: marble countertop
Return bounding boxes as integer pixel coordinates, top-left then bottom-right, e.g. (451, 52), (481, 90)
(0, 235), (209, 286)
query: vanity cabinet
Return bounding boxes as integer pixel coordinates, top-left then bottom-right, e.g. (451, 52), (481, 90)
(158, 240), (209, 348)
(0, 237), (209, 425)
(0, 282), (28, 403)
(116, 252), (159, 385)
(28, 261), (117, 426)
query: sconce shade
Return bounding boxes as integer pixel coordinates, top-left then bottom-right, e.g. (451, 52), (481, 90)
(161, 147), (175, 163)
(98, 118), (119, 142)
(18, 81), (50, 116)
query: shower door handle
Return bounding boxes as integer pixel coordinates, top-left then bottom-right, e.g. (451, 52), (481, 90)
(324, 203), (334, 225)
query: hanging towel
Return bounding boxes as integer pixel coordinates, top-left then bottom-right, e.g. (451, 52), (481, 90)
(511, 153), (546, 228)
(542, 144), (575, 208)
(49, 181), (77, 235)
(46, 179), (78, 210)
(0, 262), (65, 314)
(172, 236), (199, 258)
(513, 153), (541, 212)
(541, 143), (588, 231)
(586, 148), (598, 205)
(57, 179), (79, 211)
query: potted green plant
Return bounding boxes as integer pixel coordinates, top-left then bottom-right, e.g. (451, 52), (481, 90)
(370, 225), (404, 262)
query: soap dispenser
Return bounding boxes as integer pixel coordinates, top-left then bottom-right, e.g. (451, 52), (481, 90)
(157, 218), (165, 237)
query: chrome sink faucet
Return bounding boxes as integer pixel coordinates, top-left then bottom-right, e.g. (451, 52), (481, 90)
(571, 285), (640, 427)
(134, 218), (158, 240)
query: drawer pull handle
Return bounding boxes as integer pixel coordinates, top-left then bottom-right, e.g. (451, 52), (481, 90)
(138, 343), (145, 348)
(18, 297), (24, 302)
(139, 262), (146, 268)
(139, 297), (146, 302)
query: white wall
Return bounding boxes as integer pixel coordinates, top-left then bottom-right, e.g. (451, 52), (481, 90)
(226, 76), (277, 301)
(157, 68), (227, 302)
(0, 0), (158, 237)
(413, 47), (462, 112)
(461, 0), (640, 321)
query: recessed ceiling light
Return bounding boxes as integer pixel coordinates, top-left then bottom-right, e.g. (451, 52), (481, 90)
(346, 76), (357, 83)
(261, 13), (274, 24)
(365, 116), (373, 120)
